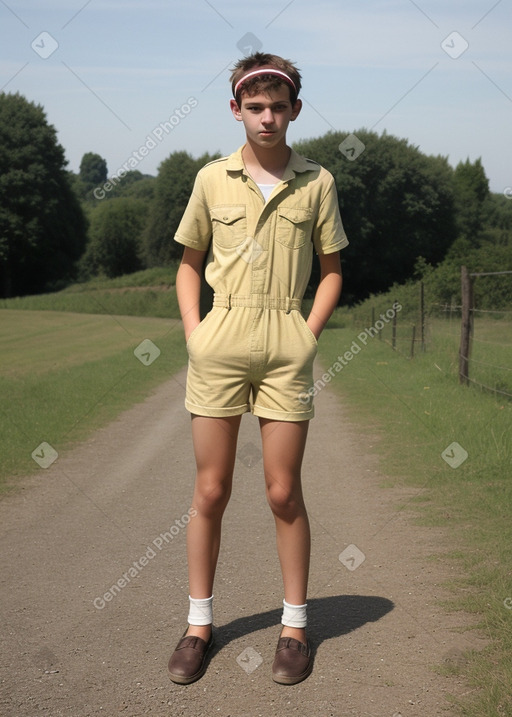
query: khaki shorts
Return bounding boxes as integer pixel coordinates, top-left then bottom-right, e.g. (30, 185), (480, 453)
(184, 303), (318, 421)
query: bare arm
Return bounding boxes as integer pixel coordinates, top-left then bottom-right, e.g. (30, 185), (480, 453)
(176, 246), (208, 342)
(306, 251), (343, 340)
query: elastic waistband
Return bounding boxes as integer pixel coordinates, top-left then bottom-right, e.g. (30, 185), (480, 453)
(213, 294), (302, 312)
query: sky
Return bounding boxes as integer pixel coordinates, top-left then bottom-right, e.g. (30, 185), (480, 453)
(1, 0), (511, 193)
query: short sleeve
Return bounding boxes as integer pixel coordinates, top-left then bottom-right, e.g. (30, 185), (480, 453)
(312, 174), (349, 255)
(174, 172), (212, 251)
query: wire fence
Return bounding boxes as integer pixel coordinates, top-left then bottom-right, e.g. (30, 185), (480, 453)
(348, 270), (512, 400)
(459, 268), (512, 398)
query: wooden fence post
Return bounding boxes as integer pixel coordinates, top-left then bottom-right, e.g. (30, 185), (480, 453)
(459, 266), (473, 385)
(392, 301), (397, 350)
(420, 281), (425, 352)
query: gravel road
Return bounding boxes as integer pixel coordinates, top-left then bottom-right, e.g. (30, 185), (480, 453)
(1, 365), (483, 716)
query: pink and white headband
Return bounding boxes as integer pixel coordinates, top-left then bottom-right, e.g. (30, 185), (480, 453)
(232, 67), (298, 98)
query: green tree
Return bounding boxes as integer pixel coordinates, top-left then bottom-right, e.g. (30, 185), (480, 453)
(142, 150), (220, 266)
(481, 193), (512, 245)
(453, 157), (490, 238)
(78, 198), (148, 279)
(419, 187), (512, 310)
(79, 152), (107, 191)
(104, 170), (156, 201)
(293, 130), (457, 303)
(0, 92), (88, 297)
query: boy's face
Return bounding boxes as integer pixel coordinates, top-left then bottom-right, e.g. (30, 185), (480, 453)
(230, 85), (302, 149)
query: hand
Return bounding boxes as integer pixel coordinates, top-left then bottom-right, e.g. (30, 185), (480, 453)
(185, 322), (200, 343)
(306, 322), (320, 341)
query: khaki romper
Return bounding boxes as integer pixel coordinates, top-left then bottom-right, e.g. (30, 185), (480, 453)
(174, 146), (348, 421)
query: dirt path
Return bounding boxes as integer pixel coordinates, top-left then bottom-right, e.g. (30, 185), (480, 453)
(0, 365), (483, 717)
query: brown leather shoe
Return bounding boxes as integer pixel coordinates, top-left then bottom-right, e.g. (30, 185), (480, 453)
(168, 631), (214, 685)
(272, 636), (313, 685)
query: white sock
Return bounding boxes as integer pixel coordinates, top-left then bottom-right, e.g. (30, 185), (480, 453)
(281, 599), (307, 628)
(188, 595), (213, 626)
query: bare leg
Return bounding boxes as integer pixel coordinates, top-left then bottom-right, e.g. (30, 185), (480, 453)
(259, 418), (310, 645)
(186, 414), (242, 639)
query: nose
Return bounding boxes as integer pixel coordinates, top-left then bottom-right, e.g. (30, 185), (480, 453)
(261, 108), (275, 125)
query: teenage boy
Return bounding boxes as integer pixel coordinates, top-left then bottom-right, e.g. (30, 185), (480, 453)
(168, 52), (348, 685)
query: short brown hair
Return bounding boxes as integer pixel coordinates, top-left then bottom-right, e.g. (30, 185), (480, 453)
(230, 52), (302, 105)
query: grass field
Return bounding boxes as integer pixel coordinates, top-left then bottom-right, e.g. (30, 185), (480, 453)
(0, 309), (188, 490)
(0, 267), (181, 318)
(1, 275), (511, 713)
(319, 313), (512, 716)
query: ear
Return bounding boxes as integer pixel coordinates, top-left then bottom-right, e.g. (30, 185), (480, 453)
(290, 98), (302, 121)
(230, 98), (243, 122)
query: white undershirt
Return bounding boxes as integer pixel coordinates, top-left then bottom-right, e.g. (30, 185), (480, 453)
(257, 183), (278, 202)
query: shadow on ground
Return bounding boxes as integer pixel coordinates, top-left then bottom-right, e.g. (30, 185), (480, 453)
(214, 594), (394, 652)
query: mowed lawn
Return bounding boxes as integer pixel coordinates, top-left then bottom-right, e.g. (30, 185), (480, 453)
(0, 310), (188, 489)
(1, 302), (512, 713)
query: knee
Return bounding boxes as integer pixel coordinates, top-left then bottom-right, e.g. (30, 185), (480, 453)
(266, 479), (303, 519)
(193, 473), (232, 517)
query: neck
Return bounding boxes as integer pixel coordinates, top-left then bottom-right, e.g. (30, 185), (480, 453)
(242, 139), (291, 177)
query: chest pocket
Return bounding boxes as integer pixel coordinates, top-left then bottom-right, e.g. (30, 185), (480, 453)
(275, 207), (313, 249)
(210, 205), (247, 248)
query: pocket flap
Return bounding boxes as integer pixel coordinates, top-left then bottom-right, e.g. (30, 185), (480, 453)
(277, 207), (313, 225)
(210, 205), (246, 225)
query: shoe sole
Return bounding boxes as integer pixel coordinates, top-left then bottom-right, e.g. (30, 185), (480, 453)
(168, 664), (208, 685)
(272, 658), (313, 685)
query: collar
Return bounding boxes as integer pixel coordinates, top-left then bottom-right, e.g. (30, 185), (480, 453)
(225, 145), (314, 181)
